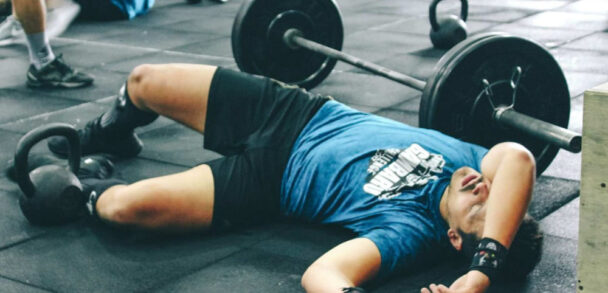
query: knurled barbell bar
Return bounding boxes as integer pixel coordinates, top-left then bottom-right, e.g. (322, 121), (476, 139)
(231, 0), (580, 174)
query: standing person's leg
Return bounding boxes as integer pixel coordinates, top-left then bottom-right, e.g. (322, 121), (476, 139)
(12, 0), (54, 69)
(13, 0), (56, 69)
(12, 0), (93, 88)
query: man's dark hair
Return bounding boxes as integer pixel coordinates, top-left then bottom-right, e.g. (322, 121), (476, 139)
(459, 214), (544, 280)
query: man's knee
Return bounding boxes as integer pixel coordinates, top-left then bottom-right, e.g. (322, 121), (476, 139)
(127, 64), (158, 108)
(97, 183), (164, 226)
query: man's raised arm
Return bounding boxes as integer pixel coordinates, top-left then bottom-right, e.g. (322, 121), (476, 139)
(423, 142), (536, 293)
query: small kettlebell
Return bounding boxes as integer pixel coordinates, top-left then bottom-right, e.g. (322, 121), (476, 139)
(429, 0), (469, 49)
(14, 123), (84, 226)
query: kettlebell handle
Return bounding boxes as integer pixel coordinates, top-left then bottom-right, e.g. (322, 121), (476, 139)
(429, 0), (469, 31)
(14, 123), (81, 198)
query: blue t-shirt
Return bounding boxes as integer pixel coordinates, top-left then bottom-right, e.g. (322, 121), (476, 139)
(281, 101), (488, 278)
(111, 0), (154, 19)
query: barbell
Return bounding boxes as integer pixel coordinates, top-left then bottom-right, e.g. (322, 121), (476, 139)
(231, 0), (580, 174)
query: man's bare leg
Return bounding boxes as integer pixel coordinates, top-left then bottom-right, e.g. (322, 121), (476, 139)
(126, 64), (217, 133)
(95, 164), (215, 232)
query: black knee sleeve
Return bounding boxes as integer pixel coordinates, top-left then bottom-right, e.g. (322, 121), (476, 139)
(82, 178), (127, 218)
(99, 82), (159, 136)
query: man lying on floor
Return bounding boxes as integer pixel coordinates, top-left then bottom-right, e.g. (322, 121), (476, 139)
(46, 64), (543, 293)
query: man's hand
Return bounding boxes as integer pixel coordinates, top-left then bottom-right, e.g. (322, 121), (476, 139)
(420, 271), (490, 293)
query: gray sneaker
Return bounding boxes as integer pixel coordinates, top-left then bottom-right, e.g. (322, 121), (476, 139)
(26, 54), (94, 88)
(0, 15), (25, 46)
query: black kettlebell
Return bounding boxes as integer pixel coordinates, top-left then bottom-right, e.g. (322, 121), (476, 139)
(14, 123), (84, 226)
(429, 0), (468, 49)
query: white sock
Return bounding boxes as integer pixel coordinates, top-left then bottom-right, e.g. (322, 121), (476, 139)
(26, 32), (56, 69)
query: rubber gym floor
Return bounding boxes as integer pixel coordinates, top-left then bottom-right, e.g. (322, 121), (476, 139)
(0, 0), (605, 292)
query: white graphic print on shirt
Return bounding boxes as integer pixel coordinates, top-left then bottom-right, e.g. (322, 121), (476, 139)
(363, 144), (445, 200)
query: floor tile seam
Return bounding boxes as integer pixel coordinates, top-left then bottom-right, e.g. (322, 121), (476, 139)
(540, 174), (580, 183)
(474, 2), (573, 11)
(0, 99), (105, 132)
(480, 5), (606, 32)
(504, 20), (607, 32)
(53, 37), (234, 62)
(0, 231), (49, 254)
(0, 274), (55, 292)
(144, 228), (290, 292)
(537, 191), (580, 221)
(540, 190), (580, 220)
(571, 93), (583, 101)
(553, 48), (608, 59)
(363, 15), (427, 33)
(62, 26), (144, 42)
(149, 24), (231, 37)
(468, 8), (542, 23)
(0, 86), (96, 105)
(557, 68), (608, 75)
(89, 51), (160, 72)
(93, 96), (118, 104)
(554, 29), (605, 46)
(165, 35), (231, 50)
(125, 26), (224, 39)
(553, 36), (608, 53)
(0, 127), (24, 135)
(542, 232), (578, 242)
(557, 47), (608, 55)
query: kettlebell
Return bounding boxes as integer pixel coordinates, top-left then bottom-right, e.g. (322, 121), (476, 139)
(14, 123), (84, 226)
(429, 0), (469, 49)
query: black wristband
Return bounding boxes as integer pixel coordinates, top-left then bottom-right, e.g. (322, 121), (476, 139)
(469, 237), (508, 282)
(342, 287), (367, 293)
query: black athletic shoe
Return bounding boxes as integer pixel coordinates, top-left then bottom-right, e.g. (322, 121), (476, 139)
(47, 117), (143, 158)
(26, 54), (94, 88)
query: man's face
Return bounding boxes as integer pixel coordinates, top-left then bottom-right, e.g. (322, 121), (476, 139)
(444, 166), (491, 239)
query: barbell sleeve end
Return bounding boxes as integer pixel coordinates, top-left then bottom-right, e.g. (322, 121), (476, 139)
(283, 28), (303, 50)
(494, 107), (581, 153)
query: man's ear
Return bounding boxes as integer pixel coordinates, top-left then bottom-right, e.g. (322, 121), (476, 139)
(447, 228), (463, 251)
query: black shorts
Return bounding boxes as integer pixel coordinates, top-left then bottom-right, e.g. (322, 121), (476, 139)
(205, 68), (329, 230)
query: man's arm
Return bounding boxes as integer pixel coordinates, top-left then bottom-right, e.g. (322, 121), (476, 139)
(480, 142), (535, 248)
(423, 142), (536, 293)
(301, 237), (381, 293)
